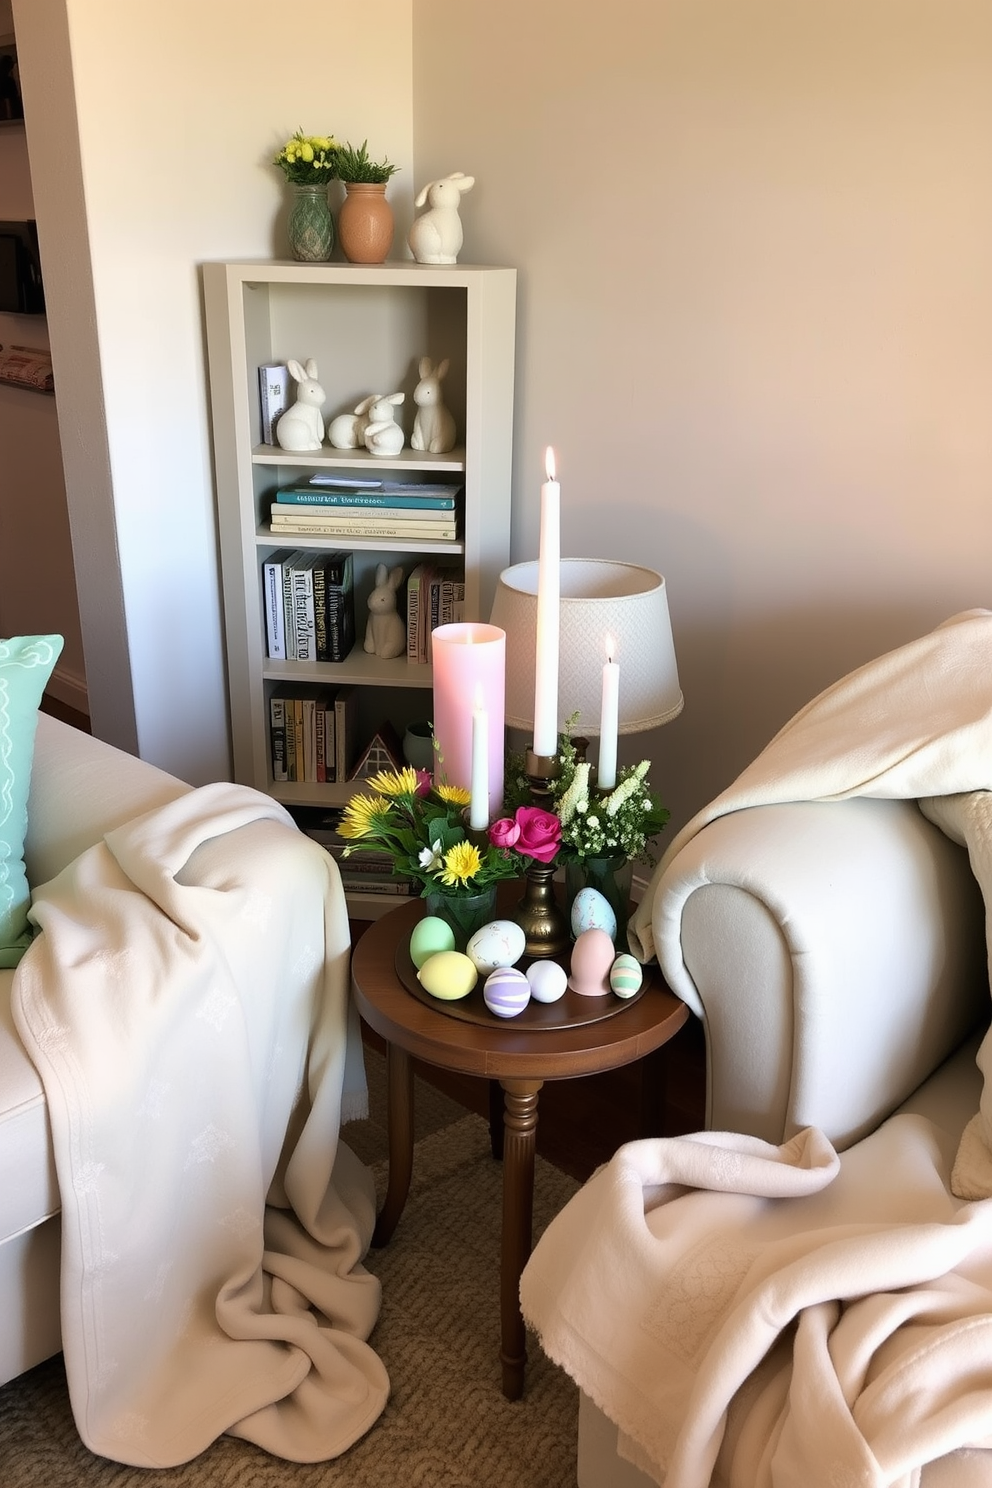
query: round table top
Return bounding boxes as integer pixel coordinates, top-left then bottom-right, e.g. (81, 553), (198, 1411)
(350, 892), (689, 1082)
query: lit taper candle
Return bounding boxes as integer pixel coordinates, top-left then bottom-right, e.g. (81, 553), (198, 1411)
(598, 632), (620, 790)
(532, 447), (560, 757)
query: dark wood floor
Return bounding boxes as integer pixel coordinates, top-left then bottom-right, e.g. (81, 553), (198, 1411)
(352, 920), (707, 1185)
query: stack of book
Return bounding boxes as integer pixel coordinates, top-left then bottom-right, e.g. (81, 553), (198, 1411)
(263, 549), (355, 662)
(406, 563), (466, 663)
(268, 476), (463, 542)
(269, 683), (356, 784)
(288, 805), (414, 899)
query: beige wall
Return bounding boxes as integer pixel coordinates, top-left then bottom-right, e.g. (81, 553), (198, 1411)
(0, 0), (85, 708)
(414, 0), (992, 832)
(13, 0), (414, 779)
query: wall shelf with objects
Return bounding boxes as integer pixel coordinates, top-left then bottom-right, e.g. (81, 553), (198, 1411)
(202, 261), (516, 917)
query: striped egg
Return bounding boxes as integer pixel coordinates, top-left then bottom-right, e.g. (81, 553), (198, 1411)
(483, 966), (531, 1019)
(609, 953), (643, 999)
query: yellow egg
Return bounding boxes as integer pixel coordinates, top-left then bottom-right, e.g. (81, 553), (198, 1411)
(409, 915), (457, 969)
(417, 950), (478, 1001)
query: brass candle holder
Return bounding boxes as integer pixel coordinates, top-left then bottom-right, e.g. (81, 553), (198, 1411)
(514, 746), (570, 960)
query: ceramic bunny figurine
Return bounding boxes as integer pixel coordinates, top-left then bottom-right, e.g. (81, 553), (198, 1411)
(363, 391), (405, 456)
(327, 393), (378, 450)
(364, 562), (406, 658)
(408, 173), (475, 265)
(411, 357), (456, 454)
(275, 358), (325, 451)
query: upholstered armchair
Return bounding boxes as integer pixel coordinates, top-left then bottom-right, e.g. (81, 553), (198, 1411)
(523, 611), (992, 1488)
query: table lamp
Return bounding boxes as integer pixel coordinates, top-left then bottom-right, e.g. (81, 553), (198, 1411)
(490, 558), (683, 770)
(489, 558), (682, 956)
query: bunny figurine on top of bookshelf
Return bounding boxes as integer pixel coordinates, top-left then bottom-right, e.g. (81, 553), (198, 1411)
(275, 358), (326, 451)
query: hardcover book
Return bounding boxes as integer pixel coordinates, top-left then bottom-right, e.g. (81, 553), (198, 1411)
(258, 364), (289, 444)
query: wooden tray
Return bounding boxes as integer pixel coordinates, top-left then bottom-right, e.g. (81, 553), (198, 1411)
(394, 935), (644, 1031)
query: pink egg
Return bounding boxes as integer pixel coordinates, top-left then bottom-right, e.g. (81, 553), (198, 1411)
(483, 966), (531, 1019)
(568, 927), (615, 997)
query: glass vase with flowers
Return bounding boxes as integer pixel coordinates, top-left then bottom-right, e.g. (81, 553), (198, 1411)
(272, 129), (339, 261)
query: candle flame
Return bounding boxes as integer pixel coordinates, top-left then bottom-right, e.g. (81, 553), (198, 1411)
(545, 446), (556, 482)
(605, 631), (616, 663)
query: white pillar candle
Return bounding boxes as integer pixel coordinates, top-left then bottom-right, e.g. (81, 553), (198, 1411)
(532, 446), (560, 758)
(598, 633), (620, 790)
(469, 685), (489, 830)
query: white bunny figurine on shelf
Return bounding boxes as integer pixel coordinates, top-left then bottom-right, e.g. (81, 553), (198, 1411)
(327, 393), (378, 451)
(411, 356), (456, 454)
(275, 358), (325, 452)
(408, 173), (475, 265)
(364, 562), (406, 659)
(363, 391), (406, 456)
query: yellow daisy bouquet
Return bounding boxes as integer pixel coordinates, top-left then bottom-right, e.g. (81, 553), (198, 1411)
(338, 767), (522, 897)
(272, 129), (339, 185)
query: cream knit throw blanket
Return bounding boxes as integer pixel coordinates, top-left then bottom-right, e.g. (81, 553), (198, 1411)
(12, 783), (389, 1467)
(628, 609), (992, 1198)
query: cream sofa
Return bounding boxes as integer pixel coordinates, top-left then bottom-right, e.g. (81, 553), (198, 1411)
(0, 714), (194, 1386)
(572, 795), (992, 1486)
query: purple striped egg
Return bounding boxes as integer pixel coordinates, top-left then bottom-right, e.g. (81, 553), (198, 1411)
(483, 966), (531, 1019)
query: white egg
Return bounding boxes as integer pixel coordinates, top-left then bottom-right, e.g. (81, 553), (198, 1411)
(466, 918), (527, 974)
(570, 886), (617, 941)
(526, 960), (568, 1004)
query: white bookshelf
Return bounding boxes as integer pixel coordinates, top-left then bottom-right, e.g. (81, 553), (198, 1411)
(202, 261), (516, 916)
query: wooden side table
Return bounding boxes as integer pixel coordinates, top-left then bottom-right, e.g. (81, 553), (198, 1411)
(350, 890), (689, 1400)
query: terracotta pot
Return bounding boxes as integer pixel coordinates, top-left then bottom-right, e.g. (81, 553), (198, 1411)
(338, 182), (394, 264)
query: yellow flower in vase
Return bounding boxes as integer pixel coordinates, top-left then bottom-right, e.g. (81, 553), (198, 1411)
(440, 841), (482, 887)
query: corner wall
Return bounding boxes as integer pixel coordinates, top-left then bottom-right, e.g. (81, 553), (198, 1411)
(413, 0), (992, 831)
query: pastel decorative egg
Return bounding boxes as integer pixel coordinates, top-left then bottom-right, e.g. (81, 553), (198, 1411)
(466, 918), (526, 975)
(417, 949), (478, 1001)
(609, 953), (643, 999)
(483, 966), (531, 1019)
(526, 959), (568, 1004)
(409, 916), (456, 969)
(568, 927), (616, 997)
(570, 886), (617, 941)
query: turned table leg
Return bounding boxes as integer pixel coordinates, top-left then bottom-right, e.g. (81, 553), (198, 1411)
(372, 1043), (414, 1247)
(499, 1076), (543, 1400)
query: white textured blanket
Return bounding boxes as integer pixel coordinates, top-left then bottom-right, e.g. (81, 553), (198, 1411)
(628, 608), (992, 1196)
(12, 783), (389, 1467)
(521, 1117), (992, 1488)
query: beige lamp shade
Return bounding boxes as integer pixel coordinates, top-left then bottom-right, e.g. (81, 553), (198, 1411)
(489, 559), (683, 738)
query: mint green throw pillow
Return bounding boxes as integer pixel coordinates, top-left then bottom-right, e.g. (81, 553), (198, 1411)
(0, 634), (63, 967)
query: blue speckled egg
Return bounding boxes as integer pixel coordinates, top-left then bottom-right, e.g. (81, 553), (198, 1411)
(570, 886), (617, 941)
(483, 966), (531, 1019)
(609, 953), (643, 999)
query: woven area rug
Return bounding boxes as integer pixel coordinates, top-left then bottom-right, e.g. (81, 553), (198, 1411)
(0, 1054), (582, 1487)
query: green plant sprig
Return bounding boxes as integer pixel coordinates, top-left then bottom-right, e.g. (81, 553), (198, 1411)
(333, 139), (399, 184)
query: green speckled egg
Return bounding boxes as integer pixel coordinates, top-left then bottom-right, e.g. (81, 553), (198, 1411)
(417, 950), (478, 1001)
(609, 953), (643, 999)
(409, 916), (457, 969)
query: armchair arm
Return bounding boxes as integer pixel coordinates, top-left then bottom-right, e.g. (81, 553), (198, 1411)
(653, 796), (988, 1148)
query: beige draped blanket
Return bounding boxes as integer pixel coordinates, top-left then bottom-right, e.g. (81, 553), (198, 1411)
(521, 1117), (992, 1488)
(12, 783), (389, 1467)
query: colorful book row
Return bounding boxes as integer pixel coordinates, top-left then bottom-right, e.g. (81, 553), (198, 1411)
(269, 683), (356, 785)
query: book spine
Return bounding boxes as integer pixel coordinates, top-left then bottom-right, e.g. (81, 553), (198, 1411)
(269, 693), (288, 783)
(334, 686), (355, 782)
(276, 490), (456, 510)
(271, 504), (455, 523)
(258, 364), (289, 444)
(282, 557), (297, 661)
(290, 561), (316, 660)
(406, 563), (423, 662)
(322, 696), (336, 781)
(313, 563), (328, 662)
(301, 697), (316, 782)
(282, 696), (297, 781)
(426, 574), (443, 662)
(272, 521), (457, 540)
(262, 554), (287, 660)
(292, 699), (305, 782)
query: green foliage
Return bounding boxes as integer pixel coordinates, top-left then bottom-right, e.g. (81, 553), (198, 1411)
(333, 139), (399, 184)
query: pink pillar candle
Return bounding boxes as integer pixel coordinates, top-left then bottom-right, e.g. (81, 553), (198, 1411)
(432, 623), (505, 822)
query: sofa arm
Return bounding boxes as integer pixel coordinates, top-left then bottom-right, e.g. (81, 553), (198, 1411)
(653, 796), (988, 1148)
(24, 715), (191, 891)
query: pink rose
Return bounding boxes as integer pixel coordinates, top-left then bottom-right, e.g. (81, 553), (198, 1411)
(413, 769), (433, 797)
(488, 816), (521, 850)
(513, 805), (561, 864)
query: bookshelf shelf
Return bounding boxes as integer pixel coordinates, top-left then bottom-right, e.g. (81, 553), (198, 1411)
(203, 260), (516, 913)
